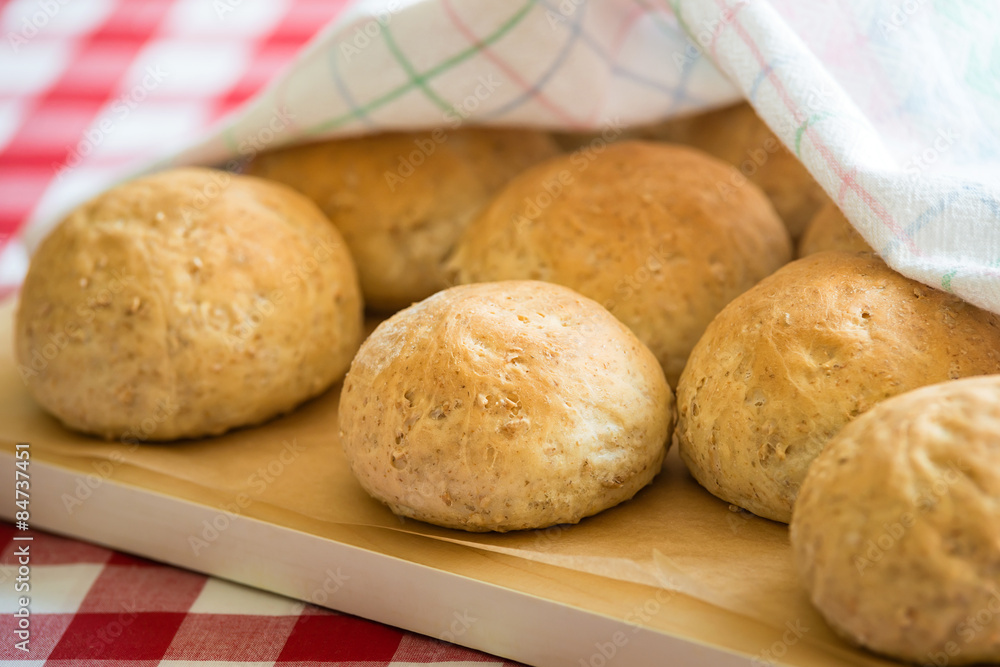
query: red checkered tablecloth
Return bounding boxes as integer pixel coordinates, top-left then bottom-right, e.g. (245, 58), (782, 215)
(0, 523), (522, 664)
(0, 0), (523, 663)
(0, 0), (355, 294)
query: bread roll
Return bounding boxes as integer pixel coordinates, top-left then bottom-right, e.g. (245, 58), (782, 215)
(338, 281), (673, 532)
(798, 201), (873, 257)
(247, 128), (561, 311)
(675, 251), (1000, 523)
(645, 103), (830, 238)
(447, 141), (791, 387)
(792, 376), (1000, 665)
(553, 104), (830, 237)
(16, 167), (362, 441)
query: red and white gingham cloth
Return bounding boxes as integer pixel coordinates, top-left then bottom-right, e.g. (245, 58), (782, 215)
(0, 0), (354, 296)
(0, 523), (522, 665)
(0, 0), (521, 663)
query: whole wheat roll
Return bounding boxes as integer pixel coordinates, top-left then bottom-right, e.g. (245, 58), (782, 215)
(447, 140), (792, 387)
(16, 167), (362, 441)
(792, 375), (1000, 665)
(553, 103), (831, 238)
(338, 280), (673, 532)
(798, 200), (873, 257)
(675, 251), (1000, 523)
(642, 102), (831, 239)
(247, 128), (561, 311)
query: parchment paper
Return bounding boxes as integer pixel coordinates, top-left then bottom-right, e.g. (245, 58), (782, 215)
(0, 301), (899, 667)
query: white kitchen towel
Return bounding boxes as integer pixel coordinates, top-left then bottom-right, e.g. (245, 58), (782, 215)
(22, 0), (1000, 314)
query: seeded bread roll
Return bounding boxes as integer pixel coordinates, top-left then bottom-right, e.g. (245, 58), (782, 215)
(247, 128), (561, 312)
(798, 201), (873, 257)
(447, 141), (791, 387)
(338, 280), (673, 532)
(16, 167), (362, 441)
(675, 251), (1000, 523)
(792, 376), (1000, 665)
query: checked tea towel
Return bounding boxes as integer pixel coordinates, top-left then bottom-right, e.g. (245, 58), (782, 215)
(15, 0), (1000, 316)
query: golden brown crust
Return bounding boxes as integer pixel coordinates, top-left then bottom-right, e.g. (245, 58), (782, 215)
(447, 141), (792, 387)
(675, 251), (1000, 523)
(798, 201), (873, 257)
(16, 167), (363, 441)
(338, 281), (673, 532)
(792, 376), (1000, 664)
(247, 128), (561, 311)
(641, 103), (831, 238)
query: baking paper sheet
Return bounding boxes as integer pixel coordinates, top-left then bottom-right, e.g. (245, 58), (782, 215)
(0, 301), (899, 667)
